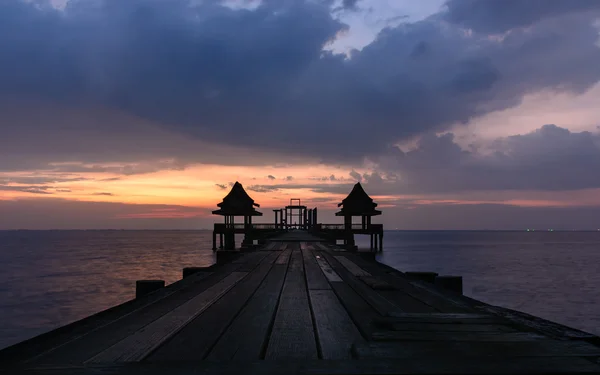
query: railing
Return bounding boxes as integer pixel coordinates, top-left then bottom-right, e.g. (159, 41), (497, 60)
(214, 223), (281, 231)
(318, 224), (383, 231)
(214, 223), (383, 232)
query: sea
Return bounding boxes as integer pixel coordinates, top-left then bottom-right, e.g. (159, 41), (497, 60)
(0, 230), (599, 350)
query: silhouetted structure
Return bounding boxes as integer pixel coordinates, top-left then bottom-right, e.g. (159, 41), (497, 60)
(212, 182), (262, 250)
(336, 182), (382, 251)
(284, 199), (306, 229)
(212, 183), (379, 252)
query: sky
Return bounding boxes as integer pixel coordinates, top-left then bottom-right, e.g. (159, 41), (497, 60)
(1, 0), (600, 230)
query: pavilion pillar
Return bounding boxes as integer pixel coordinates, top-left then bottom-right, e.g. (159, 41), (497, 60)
(212, 231), (217, 251)
(313, 207), (318, 225)
(344, 215), (355, 250)
(224, 233), (235, 250)
(303, 209), (307, 229)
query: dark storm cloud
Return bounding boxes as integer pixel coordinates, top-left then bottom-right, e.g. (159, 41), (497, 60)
(373, 125), (600, 194)
(1, 0), (600, 167)
(444, 0), (600, 33)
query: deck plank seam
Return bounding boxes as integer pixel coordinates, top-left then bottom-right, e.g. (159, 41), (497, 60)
(24, 257), (266, 364)
(21, 271), (216, 364)
(82, 252), (271, 363)
(198, 251), (281, 360)
(320, 251), (399, 317)
(303, 247), (324, 360)
(344, 253), (463, 314)
(314, 251), (374, 341)
(259, 246), (293, 360)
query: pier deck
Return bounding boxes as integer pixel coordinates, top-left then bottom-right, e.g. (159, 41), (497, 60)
(2, 235), (600, 374)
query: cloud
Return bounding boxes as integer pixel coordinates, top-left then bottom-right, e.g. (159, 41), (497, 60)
(0, 176), (88, 185)
(285, 176), (294, 181)
(92, 192), (114, 196)
(444, 0), (600, 33)
(0, 198), (214, 230)
(0, 185), (54, 195)
(247, 185), (280, 193)
(215, 183), (228, 190)
(349, 170), (362, 181)
(267, 175), (276, 180)
(372, 125), (600, 193)
(1, 0), (599, 167)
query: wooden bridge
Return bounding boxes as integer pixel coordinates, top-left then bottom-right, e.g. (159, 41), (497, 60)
(2, 232), (600, 374)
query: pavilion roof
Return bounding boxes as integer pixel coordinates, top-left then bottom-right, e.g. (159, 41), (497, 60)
(212, 182), (262, 216)
(335, 182), (381, 216)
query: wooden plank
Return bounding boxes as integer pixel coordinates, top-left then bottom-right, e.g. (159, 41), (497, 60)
(371, 330), (549, 342)
(262, 242), (277, 251)
(302, 248), (331, 290)
(334, 256), (371, 277)
(308, 289), (363, 359)
(344, 254), (470, 313)
(375, 290), (438, 313)
(236, 251), (272, 272)
(28, 259), (255, 365)
(352, 340), (600, 359)
(373, 322), (517, 332)
(3, 271), (214, 365)
(328, 282), (378, 339)
(384, 312), (503, 323)
(86, 272), (249, 363)
(477, 304), (600, 341)
(265, 250), (318, 359)
(207, 264), (289, 360)
(15, 357), (600, 374)
(321, 252), (399, 316)
(275, 249), (291, 264)
(327, 254), (439, 316)
(313, 242), (331, 251)
(358, 276), (396, 290)
(147, 252), (279, 361)
(314, 254), (342, 282)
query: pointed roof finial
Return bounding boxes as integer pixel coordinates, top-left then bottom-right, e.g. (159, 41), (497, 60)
(335, 182), (381, 216)
(212, 181), (262, 216)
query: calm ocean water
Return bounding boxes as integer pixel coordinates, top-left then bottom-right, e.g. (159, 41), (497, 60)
(0, 230), (599, 349)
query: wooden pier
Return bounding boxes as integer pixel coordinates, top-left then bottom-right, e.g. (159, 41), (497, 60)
(2, 183), (600, 374)
(2, 232), (600, 374)
(212, 182), (384, 251)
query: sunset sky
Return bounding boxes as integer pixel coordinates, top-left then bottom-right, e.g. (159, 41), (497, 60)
(2, 0), (600, 230)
